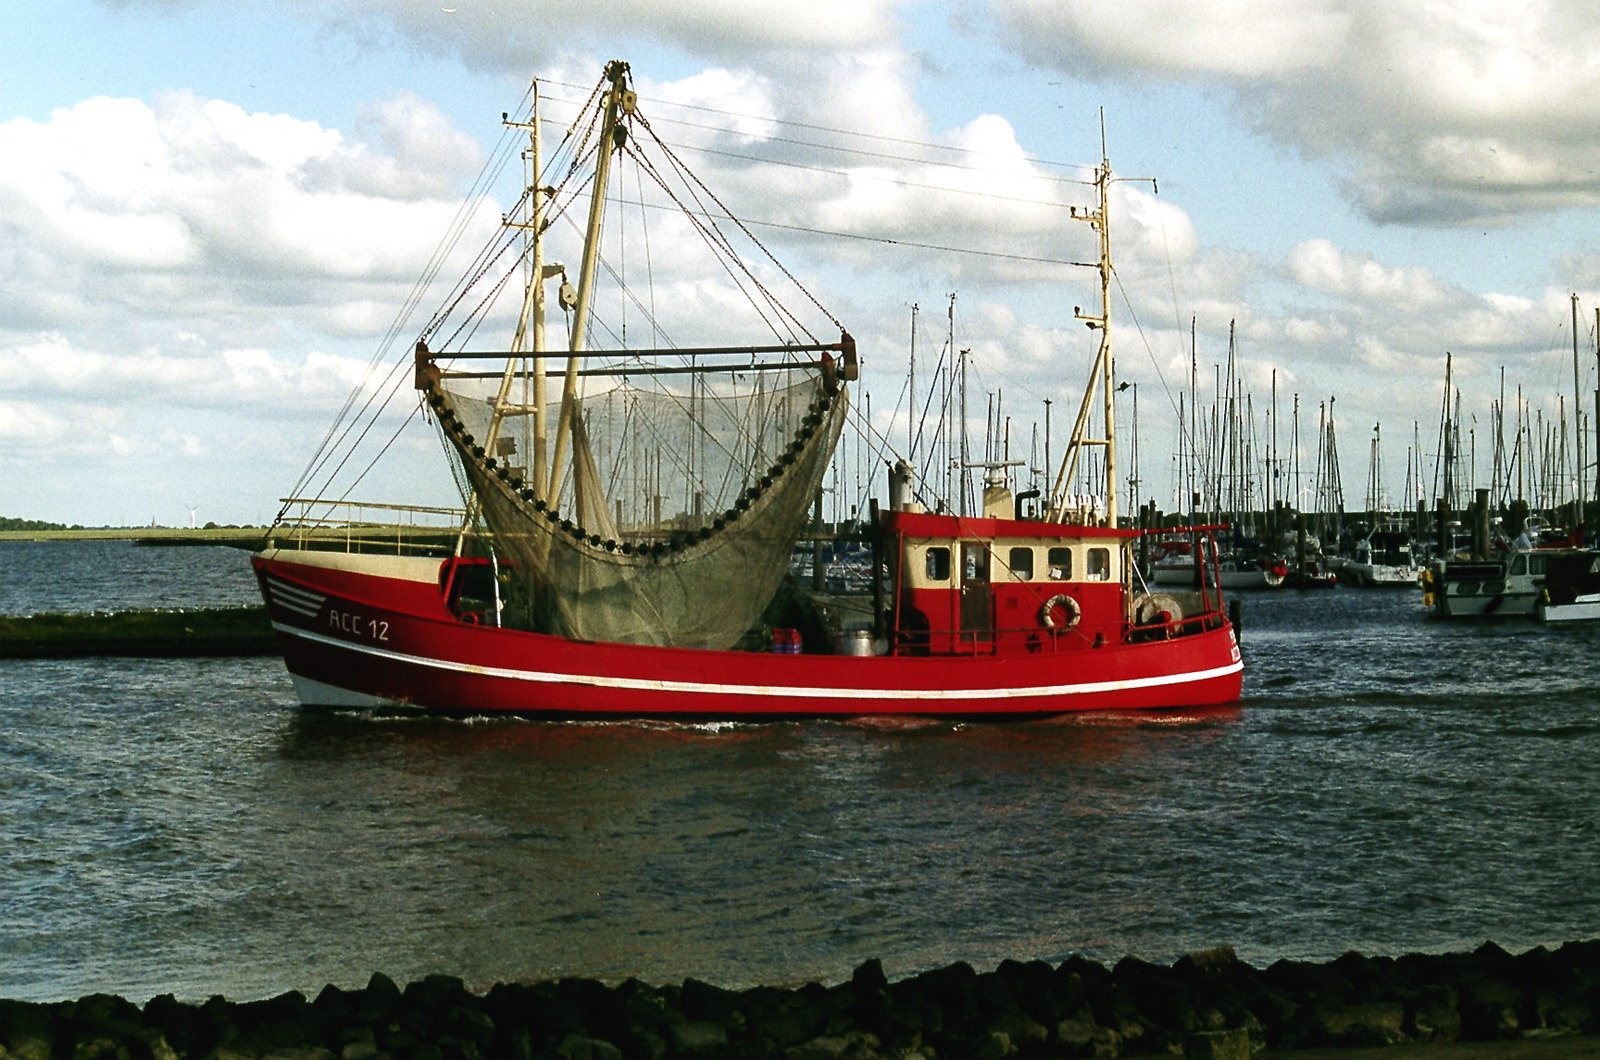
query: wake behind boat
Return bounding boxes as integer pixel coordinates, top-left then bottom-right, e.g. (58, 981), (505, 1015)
(253, 61), (1243, 717)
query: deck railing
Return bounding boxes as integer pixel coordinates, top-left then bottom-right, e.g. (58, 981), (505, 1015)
(266, 498), (470, 556)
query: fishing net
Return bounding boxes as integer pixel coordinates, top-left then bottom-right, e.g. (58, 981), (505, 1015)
(431, 363), (847, 649)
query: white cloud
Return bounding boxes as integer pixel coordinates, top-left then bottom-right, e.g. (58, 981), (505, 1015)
(1286, 239), (1450, 308)
(990, 0), (1600, 226)
(0, 90), (501, 361)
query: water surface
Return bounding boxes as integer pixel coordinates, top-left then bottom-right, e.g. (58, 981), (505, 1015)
(3, 542), (1597, 1002)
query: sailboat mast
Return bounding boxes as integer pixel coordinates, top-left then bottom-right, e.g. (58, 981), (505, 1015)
(1270, 368), (1278, 521)
(1574, 293), (1584, 518)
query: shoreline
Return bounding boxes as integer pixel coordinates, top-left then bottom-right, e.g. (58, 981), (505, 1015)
(7, 942), (1600, 1058)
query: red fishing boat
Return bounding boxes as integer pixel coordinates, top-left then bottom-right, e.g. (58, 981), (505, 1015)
(253, 61), (1242, 717)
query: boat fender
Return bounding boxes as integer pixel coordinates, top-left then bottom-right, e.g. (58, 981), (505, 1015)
(1040, 594), (1081, 632)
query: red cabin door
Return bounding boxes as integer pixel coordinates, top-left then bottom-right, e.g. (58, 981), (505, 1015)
(960, 542), (993, 649)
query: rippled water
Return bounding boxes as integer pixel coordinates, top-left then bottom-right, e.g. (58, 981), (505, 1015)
(4, 541), (1599, 1003)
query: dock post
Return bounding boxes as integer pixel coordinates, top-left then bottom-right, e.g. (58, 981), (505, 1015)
(1295, 512), (1307, 585)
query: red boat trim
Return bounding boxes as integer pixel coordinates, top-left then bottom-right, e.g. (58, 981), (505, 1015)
(270, 621), (1242, 701)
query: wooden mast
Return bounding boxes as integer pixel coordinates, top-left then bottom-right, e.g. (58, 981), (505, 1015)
(549, 59), (632, 502)
(529, 82), (551, 502)
(1048, 124), (1152, 529)
(492, 80), (560, 502)
(1049, 155), (1111, 522)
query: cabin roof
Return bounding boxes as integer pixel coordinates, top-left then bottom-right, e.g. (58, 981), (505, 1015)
(882, 509), (1141, 541)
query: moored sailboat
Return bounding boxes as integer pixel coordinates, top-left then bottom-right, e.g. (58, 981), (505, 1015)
(252, 62), (1242, 717)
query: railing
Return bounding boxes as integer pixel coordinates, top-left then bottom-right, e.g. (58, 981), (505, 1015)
(890, 605), (1229, 656)
(267, 498), (470, 556)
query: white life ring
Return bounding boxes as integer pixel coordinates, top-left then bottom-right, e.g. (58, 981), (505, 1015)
(1040, 593), (1081, 632)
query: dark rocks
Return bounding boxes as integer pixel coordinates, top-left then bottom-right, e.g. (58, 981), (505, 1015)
(7, 940), (1600, 1058)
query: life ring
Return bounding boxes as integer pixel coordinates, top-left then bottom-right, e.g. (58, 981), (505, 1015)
(1040, 593), (1081, 632)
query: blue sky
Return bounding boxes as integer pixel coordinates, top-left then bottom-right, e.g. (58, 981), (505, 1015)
(8, 0), (1600, 526)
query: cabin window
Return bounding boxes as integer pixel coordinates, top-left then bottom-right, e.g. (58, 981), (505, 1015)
(1047, 546), (1072, 580)
(925, 546), (951, 581)
(1086, 547), (1111, 581)
(963, 544), (989, 582)
(1007, 546), (1035, 581)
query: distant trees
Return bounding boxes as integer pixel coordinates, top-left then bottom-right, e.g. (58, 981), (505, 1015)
(0, 516), (77, 531)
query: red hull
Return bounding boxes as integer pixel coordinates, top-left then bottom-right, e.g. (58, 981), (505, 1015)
(254, 551), (1242, 717)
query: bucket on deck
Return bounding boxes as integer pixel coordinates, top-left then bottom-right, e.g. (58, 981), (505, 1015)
(836, 628), (875, 657)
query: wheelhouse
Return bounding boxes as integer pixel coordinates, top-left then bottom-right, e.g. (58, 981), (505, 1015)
(883, 508), (1228, 657)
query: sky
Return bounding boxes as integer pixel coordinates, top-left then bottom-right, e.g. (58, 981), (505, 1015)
(8, 0), (1600, 527)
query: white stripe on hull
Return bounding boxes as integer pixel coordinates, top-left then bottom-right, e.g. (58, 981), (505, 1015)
(273, 622), (1241, 703)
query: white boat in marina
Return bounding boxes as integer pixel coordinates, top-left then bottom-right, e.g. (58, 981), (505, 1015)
(1425, 547), (1580, 618)
(1152, 542), (1286, 590)
(1539, 592), (1600, 623)
(1535, 551), (1600, 623)
(1344, 521), (1425, 588)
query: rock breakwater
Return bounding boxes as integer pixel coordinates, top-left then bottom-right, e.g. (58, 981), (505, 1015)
(5, 941), (1600, 1059)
